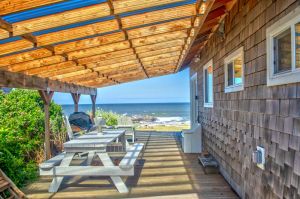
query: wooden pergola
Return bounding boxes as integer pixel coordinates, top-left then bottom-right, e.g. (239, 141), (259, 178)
(0, 0), (236, 159)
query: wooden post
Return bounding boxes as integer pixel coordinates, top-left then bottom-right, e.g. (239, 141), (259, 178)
(90, 94), (97, 118)
(39, 90), (54, 160)
(71, 93), (81, 112)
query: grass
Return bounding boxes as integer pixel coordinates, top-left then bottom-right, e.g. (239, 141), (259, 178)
(136, 124), (190, 132)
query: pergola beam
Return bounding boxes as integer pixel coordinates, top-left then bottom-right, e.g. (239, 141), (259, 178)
(0, 70), (96, 95)
(176, 0), (216, 72)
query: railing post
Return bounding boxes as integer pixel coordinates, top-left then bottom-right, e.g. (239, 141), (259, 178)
(71, 93), (81, 112)
(90, 94), (97, 118)
(39, 90), (54, 160)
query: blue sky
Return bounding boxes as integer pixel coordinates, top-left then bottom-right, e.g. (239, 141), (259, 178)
(53, 68), (190, 104)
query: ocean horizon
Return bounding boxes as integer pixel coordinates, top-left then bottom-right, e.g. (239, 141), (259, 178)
(61, 102), (190, 123)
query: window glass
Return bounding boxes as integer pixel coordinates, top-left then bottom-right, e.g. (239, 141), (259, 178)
(205, 65), (213, 104)
(234, 57), (243, 84)
(227, 62), (234, 86)
(296, 22), (300, 68)
(274, 28), (292, 73)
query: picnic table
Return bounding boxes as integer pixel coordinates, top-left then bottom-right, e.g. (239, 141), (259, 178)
(39, 130), (144, 193)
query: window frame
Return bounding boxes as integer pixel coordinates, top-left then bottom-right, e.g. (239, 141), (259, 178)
(203, 59), (213, 108)
(266, 6), (300, 86)
(224, 46), (244, 93)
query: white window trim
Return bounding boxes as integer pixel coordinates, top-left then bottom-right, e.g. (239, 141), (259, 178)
(224, 46), (244, 93)
(266, 6), (300, 86)
(203, 59), (213, 108)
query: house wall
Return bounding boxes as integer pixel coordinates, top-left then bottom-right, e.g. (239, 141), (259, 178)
(190, 0), (300, 198)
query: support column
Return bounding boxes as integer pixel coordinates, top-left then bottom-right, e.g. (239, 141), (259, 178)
(71, 93), (81, 112)
(39, 90), (54, 160)
(90, 94), (97, 118)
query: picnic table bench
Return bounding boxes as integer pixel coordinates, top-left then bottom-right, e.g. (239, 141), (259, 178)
(39, 130), (144, 193)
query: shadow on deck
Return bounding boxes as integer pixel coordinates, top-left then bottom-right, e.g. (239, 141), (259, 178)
(23, 132), (239, 199)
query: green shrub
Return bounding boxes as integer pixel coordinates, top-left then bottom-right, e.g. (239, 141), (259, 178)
(95, 110), (118, 127)
(0, 89), (66, 187)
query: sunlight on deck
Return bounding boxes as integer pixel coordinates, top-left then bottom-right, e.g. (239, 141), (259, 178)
(24, 132), (238, 199)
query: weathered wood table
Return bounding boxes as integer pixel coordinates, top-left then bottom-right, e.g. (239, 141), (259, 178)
(39, 130), (144, 193)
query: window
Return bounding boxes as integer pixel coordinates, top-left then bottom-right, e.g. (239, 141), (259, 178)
(203, 60), (213, 107)
(267, 6), (300, 86)
(224, 47), (244, 93)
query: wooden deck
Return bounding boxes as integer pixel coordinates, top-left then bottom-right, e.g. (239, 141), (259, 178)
(23, 132), (239, 199)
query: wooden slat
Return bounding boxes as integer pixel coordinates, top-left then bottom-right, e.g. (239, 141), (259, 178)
(148, 70), (173, 77)
(36, 19), (119, 46)
(51, 69), (92, 80)
(76, 76), (110, 84)
(61, 72), (100, 83)
(0, 70), (96, 94)
(110, 70), (145, 78)
(67, 41), (130, 60)
(127, 18), (192, 39)
(39, 65), (86, 78)
(145, 64), (177, 70)
(121, 4), (196, 29)
(12, 3), (111, 36)
(25, 61), (76, 75)
(138, 46), (183, 58)
(116, 74), (146, 83)
(5, 55), (65, 72)
(100, 63), (141, 75)
(112, 0), (184, 14)
(135, 39), (185, 54)
(140, 51), (181, 62)
(103, 67), (141, 77)
(90, 60), (140, 72)
(0, 0), (64, 15)
(82, 80), (115, 88)
(144, 60), (178, 68)
(142, 56), (180, 66)
(77, 48), (134, 65)
(0, 48), (52, 67)
(131, 30), (188, 47)
(86, 54), (137, 68)
(0, 28), (9, 39)
(54, 32), (126, 54)
(0, 39), (33, 56)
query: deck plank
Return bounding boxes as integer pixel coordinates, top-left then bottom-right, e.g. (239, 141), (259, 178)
(23, 132), (238, 199)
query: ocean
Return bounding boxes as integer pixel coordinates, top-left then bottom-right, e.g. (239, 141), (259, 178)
(61, 103), (190, 124)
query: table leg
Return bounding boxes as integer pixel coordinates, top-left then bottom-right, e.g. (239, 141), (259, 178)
(86, 151), (95, 165)
(120, 133), (127, 152)
(97, 153), (129, 193)
(49, 153), (75, 193)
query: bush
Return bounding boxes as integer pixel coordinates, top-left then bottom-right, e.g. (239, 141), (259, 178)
(0, 89), (66, 187)
(95, 110), (118, 127)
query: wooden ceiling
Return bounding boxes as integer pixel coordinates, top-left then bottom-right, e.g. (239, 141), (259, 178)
(0, 0), (236, 88)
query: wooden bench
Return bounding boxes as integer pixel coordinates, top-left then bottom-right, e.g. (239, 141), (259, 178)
(119, 143), (144, 170)
(39, 152), (66, 170)
(39, 143), (144, 193)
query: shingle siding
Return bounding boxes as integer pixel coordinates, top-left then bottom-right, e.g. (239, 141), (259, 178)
(190, 0), (300, 198)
